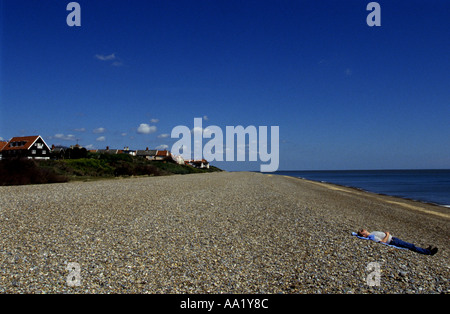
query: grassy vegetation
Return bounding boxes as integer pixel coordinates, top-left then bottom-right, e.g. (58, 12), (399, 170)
(0, 154), (222, 186)
(0, 159), (68, 186)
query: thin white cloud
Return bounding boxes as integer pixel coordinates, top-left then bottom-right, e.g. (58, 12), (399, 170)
(158, 133), (170, 139)
(93, 127), (106, 134)
(95, 53), (116, 61)
(191, 127), (213, 137)
(96, 136), (106, 142)
(156, 144), (169, 150)
(74, 128), (86, 132)
(137, 123), (157, 134)
(95, 53), (124, 67)
(52, 134), (76, 141)
(150, 118), (159, 123)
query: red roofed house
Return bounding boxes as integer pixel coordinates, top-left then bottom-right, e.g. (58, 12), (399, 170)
(155, 150), (170, 161)
(0, 141), (8, 160)
(1, 135), (51, 160)
(185, 159), (210, 169)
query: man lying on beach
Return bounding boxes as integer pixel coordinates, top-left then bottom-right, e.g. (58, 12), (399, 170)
(356, 229), (438, 255)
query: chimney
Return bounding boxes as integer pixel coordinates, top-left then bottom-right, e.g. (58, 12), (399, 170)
(146, 147), (149, 151)
(106, 146), (109, 150)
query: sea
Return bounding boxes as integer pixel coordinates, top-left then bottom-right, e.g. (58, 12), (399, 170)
(271, 170), (450, 208)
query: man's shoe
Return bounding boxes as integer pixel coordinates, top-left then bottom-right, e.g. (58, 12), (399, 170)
(430, 247), (438, 255)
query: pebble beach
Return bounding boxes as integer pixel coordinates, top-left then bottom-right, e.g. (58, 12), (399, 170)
(0, 171), (449, 294)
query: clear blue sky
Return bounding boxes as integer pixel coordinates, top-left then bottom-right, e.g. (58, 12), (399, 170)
(1, 0), (449, 171)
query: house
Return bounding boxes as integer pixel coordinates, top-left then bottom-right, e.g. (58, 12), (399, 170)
(170, 153), (185, 165)
(122, 147), (136, 156)
(155, 150), (170, 161)
(97, 146), (119, 155)
(1, 135), (51, 160)
(136, 148), (157, 160)
(0, 141), (8, 160)
(185, 159), (210, 169)
(51, 145), (67, 160)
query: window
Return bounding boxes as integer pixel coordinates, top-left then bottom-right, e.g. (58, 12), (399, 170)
(32, 150), (36, 155)
(36, 143), (43, 149)
(42, 150), (46, 155)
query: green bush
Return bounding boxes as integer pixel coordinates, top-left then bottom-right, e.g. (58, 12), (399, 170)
(63, 159), (114, 176)
(151, 162), (200, 174)
(0, 159), (68, 186)
(99, 153), (133, 163)
(0, 154), (222, 186)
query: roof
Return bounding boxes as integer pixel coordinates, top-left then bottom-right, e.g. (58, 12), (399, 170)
(187, 159), (209, 164)
(156, 150), (169, 156)
(52, 147), (66, 153)
(2, 135), (49, 151)
(0, 141), (8, 151)
(136, 150), (157, 156)
(97, 149), (119, 154)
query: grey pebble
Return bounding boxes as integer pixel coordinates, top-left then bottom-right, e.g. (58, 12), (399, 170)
(0, 172), (448, 294)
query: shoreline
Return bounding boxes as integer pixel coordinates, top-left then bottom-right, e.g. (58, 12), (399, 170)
(266, 170), (450, 209)
(285, 174), (450, 211)
(1, 171), (448, 293)
(278, 174), (450, 221)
